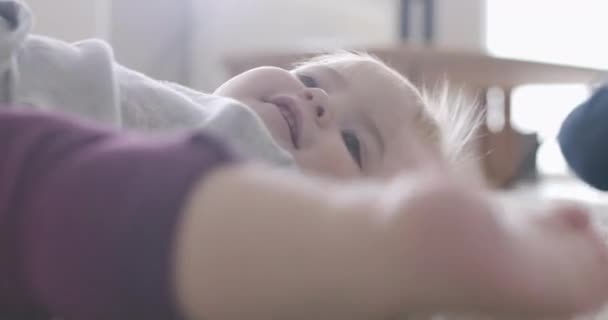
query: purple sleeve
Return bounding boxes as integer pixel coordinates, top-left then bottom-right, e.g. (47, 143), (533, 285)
(0, 110), (238, 319)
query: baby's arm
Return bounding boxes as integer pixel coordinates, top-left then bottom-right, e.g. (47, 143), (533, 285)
(176, 166), (398, 319)
(2, 111), (608, 319)
(559, 85), (608, 190)
(176, 164), (608, 319)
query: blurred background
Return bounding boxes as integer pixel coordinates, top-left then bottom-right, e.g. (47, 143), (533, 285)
(23, 0), (608, 202)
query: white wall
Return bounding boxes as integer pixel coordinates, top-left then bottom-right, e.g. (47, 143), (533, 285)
(434, 0), (486, 50)
(190, 0), (401, 91)
(189, 0), (488, 91)
(24, 0), (110, 41)
(23, 0), (189, 83)
(110, 0), (191, 83)
(22, 0), (488, 90)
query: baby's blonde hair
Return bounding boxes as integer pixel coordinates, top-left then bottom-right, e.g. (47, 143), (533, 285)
(293, 51), (483, 166)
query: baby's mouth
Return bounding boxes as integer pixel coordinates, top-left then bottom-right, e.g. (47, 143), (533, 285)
(265, 95), (301, 149)
(276, 103), (299, 149)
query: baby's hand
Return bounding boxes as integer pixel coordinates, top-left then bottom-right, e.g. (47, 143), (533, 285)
(378, 173), (608, 318)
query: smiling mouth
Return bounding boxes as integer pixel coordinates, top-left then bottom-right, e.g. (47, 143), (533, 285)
(276, 103), (299, 149)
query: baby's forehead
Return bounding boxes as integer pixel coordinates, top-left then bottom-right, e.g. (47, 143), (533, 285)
(298, 56), (422, 103)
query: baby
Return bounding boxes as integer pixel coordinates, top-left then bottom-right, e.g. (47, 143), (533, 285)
(215, 52), (483, 179)
(0, 0), (476, 180)
(3, 1), (608, 319)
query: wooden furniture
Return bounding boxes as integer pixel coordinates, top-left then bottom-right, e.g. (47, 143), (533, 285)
(223, 45), (608, 187)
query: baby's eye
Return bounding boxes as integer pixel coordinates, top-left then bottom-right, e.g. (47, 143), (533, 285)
(298, 74), (318, 88)
(341, 131), (362, 168)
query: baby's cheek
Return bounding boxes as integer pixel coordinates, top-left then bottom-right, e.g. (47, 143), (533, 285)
(293, 147), (360, 179)
(375, 134), (444, 179)
(375, 155), (424, 179)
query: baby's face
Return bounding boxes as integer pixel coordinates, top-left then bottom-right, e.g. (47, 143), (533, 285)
(214, 59), (436, 179)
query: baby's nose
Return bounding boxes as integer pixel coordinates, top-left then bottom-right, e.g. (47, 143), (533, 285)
(301, 88), (331, 127)
(302, 87), (328, 105)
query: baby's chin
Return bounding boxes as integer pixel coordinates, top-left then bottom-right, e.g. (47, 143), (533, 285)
(258, 118), (295, 152)
(242, 99), (296, 151)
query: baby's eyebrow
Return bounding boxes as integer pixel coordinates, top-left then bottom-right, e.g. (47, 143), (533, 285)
(313, 65), (347, 88)
(323, 66), (346, 83)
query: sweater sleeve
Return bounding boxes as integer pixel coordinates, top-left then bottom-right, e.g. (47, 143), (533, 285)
(558, 85), (608, 190)
(0, 110), (237, 319)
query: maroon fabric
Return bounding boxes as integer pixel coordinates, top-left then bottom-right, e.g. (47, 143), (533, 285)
(0, 110), (237, 319)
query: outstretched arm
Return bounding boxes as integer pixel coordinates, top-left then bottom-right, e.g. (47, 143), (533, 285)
(2, 111), (608, 320)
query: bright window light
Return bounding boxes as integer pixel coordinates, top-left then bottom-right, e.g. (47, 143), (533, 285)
(486, 1), (605, 176)
(511, 85), (588, 176)
(510, 85), (589, 140)
(486, 0), (608, 69)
